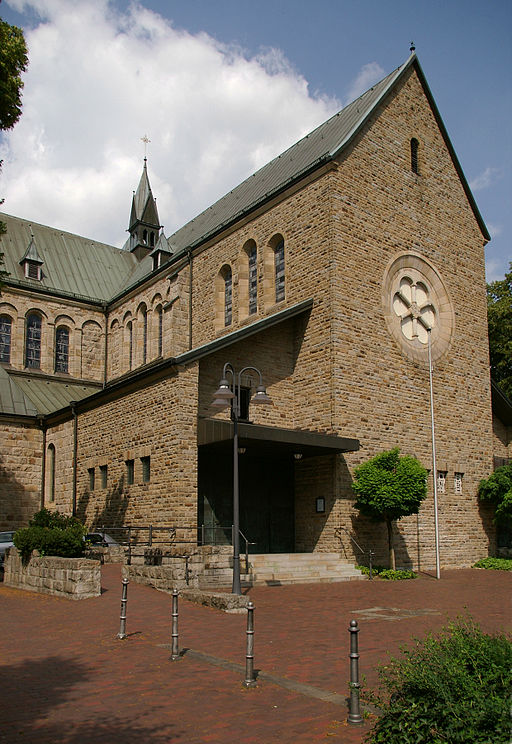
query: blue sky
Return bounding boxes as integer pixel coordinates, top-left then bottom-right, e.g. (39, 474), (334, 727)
(1, 0), (510, 280)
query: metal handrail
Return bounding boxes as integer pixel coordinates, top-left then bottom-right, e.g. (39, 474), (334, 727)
(335, 526), (375, 580)
(238, 528), (257, 574)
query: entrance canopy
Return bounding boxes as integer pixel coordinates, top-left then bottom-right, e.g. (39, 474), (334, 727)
(198, 418), (359, 458)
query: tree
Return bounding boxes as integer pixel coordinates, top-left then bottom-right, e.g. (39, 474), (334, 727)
(352, 448), (427, 569)
(0, 16), (28, 283)
(487, 262), (512, 399)
(478, 462), (512, 526)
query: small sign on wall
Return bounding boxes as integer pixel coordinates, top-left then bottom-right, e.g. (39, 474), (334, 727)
(315, 497), (325, 513)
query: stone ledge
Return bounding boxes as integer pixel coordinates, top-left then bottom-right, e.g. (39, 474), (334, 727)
(4, 548), (101, 600)
(181, 588), (249, 613)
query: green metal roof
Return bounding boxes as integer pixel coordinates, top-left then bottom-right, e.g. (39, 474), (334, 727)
(0, 370), (101, 416)
(0, 213), (140, 303)
(0, 365), (38, 416)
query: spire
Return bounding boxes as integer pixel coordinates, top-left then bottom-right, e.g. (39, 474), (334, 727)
(128, 158), (162, 260)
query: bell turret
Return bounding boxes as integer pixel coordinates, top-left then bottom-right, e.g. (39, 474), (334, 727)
(128, 158), (162, 260)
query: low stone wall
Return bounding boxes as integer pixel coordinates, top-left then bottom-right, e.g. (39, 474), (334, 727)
(4, 547), (101, 600)
(123, 545), (233, 591)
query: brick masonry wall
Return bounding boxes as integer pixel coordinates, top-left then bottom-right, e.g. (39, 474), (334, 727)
(4, 547), (101, 599)
(0, 421), (42, 529)
(0, 289), (105, 380)
(321, 66), (494, 567)
(69, 363), (199, 534)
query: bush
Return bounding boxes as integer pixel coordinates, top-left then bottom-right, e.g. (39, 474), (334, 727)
(365, 617), (512, 744)
(356, 565), (417, 580)
(473, 557), (512, 571)
(13, 508), (86, 561)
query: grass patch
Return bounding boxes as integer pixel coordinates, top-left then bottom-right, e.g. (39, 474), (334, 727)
(473, 557), (512, 570)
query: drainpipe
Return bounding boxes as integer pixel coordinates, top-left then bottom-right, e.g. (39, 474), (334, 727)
(188, 249), (193, 350)
(102, 303), (108, 388)
(38, 416), (47, 510)
(70, 401), (78, 516)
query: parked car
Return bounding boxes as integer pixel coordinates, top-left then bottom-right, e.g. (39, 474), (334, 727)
(0, 531), (15, 566)
(84, 532), (119, 547)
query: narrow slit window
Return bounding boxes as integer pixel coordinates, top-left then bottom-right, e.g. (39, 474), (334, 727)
(410, 138), (419, 174)
(47, 444), (56, 503)
(88, 467), (95, 491)
(248, 245), (257, 315)
(157, 307), (163, 357)
(55, 326), (69, 373)
(224, 267), (232, 326)
(437, 471), (447, 494)
(141, 456), (151, 483)
(100, 464), (108, 489)
(275, 239), (285, 302)
(142, 309), (148, 365)
(25, 314), (42, 369)
(0, 315), (12, 363)
(125, 459), (134, 485)
(454, 472), (463, 494)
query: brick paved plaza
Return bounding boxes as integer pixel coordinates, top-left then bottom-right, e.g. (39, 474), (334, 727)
(1, 566), (510, 743)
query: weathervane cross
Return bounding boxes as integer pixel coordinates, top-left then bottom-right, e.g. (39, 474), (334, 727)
(141, 134), (151, 158)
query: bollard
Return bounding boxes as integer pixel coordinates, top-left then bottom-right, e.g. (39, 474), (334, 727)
(170, 588), (181, 661)
(117, 578), (129, 640)
(243, 601), (257, 687)
(348, 619), (363, 725)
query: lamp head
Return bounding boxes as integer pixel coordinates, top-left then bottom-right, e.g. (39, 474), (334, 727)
(251, 385), (272, 405)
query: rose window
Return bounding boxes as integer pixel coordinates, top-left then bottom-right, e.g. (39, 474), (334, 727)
(382, 253), (454, 363)
(392, 277), (436, 344)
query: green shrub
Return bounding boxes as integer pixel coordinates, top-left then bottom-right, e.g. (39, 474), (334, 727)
(356, 565), (417, 580)
(365, 617), (512, 744)
(473, 557), (512, 571)
(13, 508), (86, 561)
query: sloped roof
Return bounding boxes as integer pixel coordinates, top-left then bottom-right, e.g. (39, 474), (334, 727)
(0, 213), (139, 302)
(0, 365), (38, 416)
(167, 52), (489, 253)
(0, 370), (101, 416)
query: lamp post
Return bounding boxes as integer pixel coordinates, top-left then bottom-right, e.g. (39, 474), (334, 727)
(427, 328), (441, 580)
(211, 363), (272, 595)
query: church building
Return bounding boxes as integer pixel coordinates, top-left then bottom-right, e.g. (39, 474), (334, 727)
(1, 52), (510, 570)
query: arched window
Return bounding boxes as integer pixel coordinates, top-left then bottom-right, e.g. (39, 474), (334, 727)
(142, 229), (148, 245)
(142, 308), (148, 365)
(55, 326), (70, 373)
(248, 243), (257, 315)
(46, 444), (56, 503)
(410, 138), (419, 174)
(127, 321), (133, 369)
(156, 305), (163, 357)
(25, 313), (42, 368)
(0, 315), (12, 363)
(274, 238), (285, 302)
(224, 266), (232, 326)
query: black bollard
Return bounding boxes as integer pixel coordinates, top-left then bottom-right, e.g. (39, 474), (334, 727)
(243, 601), (257, 687)
(348, 619), (363, 725)
(170, 588), (181, 661)
(117, 578), (129, 639)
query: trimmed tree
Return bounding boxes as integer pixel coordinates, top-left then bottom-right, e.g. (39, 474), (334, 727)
(478, 462), (512, 527)
(352, 448), (427, 569)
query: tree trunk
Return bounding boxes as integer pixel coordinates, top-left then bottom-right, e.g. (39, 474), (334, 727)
(386, 519), (396, 570)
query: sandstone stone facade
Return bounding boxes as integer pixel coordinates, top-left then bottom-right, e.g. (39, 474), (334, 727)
(0, 55), (508, 569)
(4, 548), (101, 599)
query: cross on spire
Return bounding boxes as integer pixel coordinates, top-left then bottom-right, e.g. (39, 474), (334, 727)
(141, 134), (151, 158)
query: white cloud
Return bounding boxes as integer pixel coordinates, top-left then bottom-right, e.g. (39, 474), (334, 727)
(0, 0), (340, 246)
(469, 166), (502, 192)
(345, 62), (385, 103)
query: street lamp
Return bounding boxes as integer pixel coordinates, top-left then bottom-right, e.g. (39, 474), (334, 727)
(211, 363), (272, 594)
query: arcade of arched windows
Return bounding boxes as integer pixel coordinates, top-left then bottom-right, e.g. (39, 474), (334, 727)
(214, 233), (287, 332)
(107, 293), (168, 380)
(0, 301), (104, 381)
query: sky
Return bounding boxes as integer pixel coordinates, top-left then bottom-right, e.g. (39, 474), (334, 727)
(0, 0), (510, 281)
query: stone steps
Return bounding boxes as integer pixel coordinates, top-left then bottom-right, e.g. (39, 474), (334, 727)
(199, 552), (366, 588)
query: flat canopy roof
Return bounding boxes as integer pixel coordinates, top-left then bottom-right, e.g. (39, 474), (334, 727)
(198, 418), (359, 458)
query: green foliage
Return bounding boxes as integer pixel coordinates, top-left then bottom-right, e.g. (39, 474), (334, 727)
(0, 19), (28, 131)
(478, 462), (512, 525)
(352, 448), (427, 523)
(13, 509), (86, 561)
(356, 565), (417, 580)
(473, 557), (512, 570)
(366, 617), (512, 744)
(487, 263), (512, 398)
